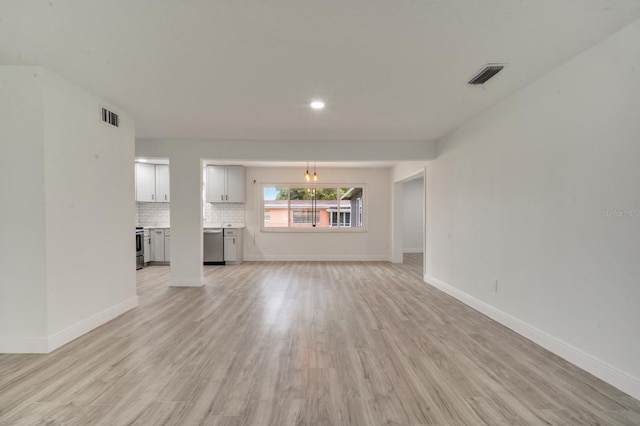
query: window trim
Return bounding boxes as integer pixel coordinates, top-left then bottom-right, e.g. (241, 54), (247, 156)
(329, 211), (351, 227)
(261, 183), (367, 233)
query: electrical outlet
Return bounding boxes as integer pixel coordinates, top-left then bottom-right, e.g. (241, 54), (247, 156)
(494, 279), (498, 292)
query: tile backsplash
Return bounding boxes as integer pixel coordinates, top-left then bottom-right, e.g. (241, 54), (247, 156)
(204, 202), (245, 223)
(136, 202), (245, 226)
(136, 202), (170, 226)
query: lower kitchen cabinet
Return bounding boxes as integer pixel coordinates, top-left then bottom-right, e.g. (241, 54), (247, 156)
(144, 229), (151, 263)
(164, 229), (171, 262)
(150, 228), (170, 263)
(223, 228), (242, 264)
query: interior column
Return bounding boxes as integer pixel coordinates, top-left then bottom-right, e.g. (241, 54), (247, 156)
(169, 155), (203, 286)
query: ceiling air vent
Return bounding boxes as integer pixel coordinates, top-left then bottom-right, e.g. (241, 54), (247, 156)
(468, 64), (505, 85)
(101, 107), (119, 127)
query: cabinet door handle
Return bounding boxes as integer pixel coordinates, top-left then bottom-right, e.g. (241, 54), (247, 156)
(226, 194), (228, 201)
(165, 194), (167, 201)
(233, 238), (235, 244)
(152, 194), (154, 200)
(221, 194), (224, 201)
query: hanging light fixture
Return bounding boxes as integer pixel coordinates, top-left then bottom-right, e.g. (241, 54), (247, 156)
(304, 162), (310, 182)
(312, 187), (317, 227)
(313, 162), (318, 181)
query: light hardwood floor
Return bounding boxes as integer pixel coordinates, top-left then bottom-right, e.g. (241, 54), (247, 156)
(1, 255), (640, 425)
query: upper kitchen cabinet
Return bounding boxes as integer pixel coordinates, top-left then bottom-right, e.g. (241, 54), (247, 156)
(206, 165), (245, 203)
(206, 165), (226, 202)
(135, 161), (170, 202)
(225, 166), (245, 202)
(155, 164), (170, 202)
(135, 162), (156, 202)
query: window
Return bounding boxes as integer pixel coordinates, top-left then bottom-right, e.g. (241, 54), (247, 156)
(263, 186), (289, 227)
(263, 185), (365, 231)
(330, 211), (350, 227)
(292, 211), (319, 224)
(289, 187), (316, 228)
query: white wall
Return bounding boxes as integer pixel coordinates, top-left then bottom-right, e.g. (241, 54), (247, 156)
(0, 67), (48, 350)
(244, 167), (390, 261)
(137, 140), (436, 163)
(391, 161), (428, 183)
(42, 70), (137, 343)
(425, 19), (640, 398)
(403, 177), (424, 253)
(0, 66), (137, 352)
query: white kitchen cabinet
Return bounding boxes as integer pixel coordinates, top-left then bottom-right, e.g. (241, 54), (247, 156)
(144, 229), (151, 263)
(225, 166), (245, 203)
(206, 165), (226, 202)
(151, 228), (169, 262)
(164, 229), (171, 262)
(135, 162), (156, 202)
(224, 233), (236, 262)
(206, 165), (245, 203)
(155, 164), (170, 202)
(223, 228), (242, 264)
(135, 162), (170, 202)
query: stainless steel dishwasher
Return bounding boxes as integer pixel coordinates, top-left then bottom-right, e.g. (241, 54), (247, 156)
(203, 229), (224, 265)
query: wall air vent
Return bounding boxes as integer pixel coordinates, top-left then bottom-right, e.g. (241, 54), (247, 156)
(468, 64), (505, 85)
(101, 107), (119, 127)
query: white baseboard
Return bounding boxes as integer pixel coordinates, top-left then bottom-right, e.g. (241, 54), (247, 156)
(244, 254), (389, 262)
(0, 296), (139, 354)
(169, 276), (204, 287)
(47, 296), (139, 353)
(424, 274), (640, 401)
(403, 249), (424, 254)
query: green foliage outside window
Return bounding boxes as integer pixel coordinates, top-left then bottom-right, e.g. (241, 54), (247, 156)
(276, 187), (338, 201)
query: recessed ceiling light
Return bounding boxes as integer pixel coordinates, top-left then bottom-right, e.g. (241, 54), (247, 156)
(137, 159), (148, 163)
(310, 100), (325, 110)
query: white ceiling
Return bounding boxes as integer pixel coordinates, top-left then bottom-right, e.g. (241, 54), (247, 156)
(2, 0), (639, 142)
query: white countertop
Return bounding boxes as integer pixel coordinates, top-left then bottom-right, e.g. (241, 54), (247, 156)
(138, 223), (245, 229)
(204, 222), (246, 229)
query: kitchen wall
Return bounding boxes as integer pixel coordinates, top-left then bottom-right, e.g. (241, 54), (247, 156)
(424, 19), (640, 398)
(244, 167), (390, 261)
(133, 164), (389, 261)
(0, 66), (137, 353)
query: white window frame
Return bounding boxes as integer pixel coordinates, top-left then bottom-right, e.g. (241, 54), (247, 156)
(261, 183), (367, 233)
(329, 211), (351, 227)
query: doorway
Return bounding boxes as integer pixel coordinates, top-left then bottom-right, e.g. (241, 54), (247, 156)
(402, 176), (424, 257)
(391, 168), (426, 278)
